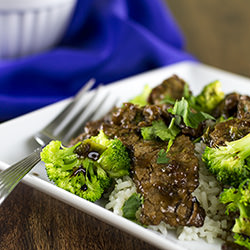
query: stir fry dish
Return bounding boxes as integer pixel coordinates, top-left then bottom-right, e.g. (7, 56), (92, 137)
(41, 75), (250, 249)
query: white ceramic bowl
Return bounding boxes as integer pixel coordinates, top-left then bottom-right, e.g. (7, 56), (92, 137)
(0, 0), (77, 58)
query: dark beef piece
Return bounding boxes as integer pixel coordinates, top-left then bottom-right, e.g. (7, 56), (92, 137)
(213, 93), (250, 120)
(111, 102), (172, 128)
(148, 75), (187, 105)
(133, 135), (205, 227)
(83, 120), (104, 137)
(102, 123), (140, 151)
(204, 118), (250, 147)
(180, 121), (205, 139)
(212, 92), (240, 119)
(237, 95), (250, 119)
(111, 103), (144, 129)
(140, 104), (172, 126)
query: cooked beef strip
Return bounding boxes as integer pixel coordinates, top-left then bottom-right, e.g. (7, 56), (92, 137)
(237, 95), (250, 119)
(148, 75), (188, 105)
(180, 121), (205, 139)
(111, 102), (172, 128)
(102, 123), (141, 151)
(204, 118), (250, 147)
(212, 92), (240, 119)
(212, 92), (250, 120)
(133, 135), (205, 227)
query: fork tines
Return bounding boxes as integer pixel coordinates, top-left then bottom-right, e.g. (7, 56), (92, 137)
(58, 85), (110, 143)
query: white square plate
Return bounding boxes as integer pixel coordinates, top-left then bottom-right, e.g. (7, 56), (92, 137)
(1, 61), (249, 250)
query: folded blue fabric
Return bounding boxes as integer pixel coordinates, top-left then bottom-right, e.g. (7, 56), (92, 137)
(0, 0), (195, 121)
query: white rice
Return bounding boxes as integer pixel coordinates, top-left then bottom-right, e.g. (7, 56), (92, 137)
(105, 141), (232, 244)
(105, 176), (137, 216)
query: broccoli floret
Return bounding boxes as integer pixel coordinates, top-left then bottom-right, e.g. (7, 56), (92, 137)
(202, 133), (250, 187)
(41, 141), (109, 202)
(41, 131), (131, 202)
(234, 234), (250, 249)
(90, 130), (131, 177)
(40, 140), (82, 173)
(98, 138), (131, 178)
(75, 130), (131, 178)
(91, 130), (112, 147)
(220, 179), (250, 249)
(195, 80), (225, 113)
(96, 165), (112, 189)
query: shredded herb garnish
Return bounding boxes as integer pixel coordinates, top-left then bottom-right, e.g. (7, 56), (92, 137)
(141, 119), (180, 141)
(160, 94), (176, 105)
(183, 82), (191, 99)
(168, 97), (215, 129)
(122, 193), (143, 220)
(157, 149), (170, 164)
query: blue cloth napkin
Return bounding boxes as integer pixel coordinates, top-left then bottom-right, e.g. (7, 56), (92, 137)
(0, 0), (195, 122)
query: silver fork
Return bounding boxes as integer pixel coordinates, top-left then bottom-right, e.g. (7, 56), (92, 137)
(0, 79), (110, 205)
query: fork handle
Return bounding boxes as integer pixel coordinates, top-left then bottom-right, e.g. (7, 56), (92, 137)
(0, 148), (42, 205)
